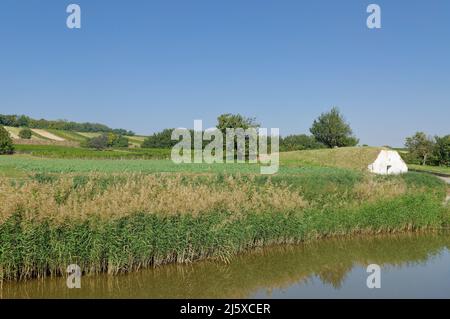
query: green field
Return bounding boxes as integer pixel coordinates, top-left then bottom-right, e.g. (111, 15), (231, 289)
(12, 144), (170, 160)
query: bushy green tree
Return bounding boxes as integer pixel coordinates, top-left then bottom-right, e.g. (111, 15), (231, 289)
(405, 132), (435, 166)
(19, 128), (32, 139)
(433, 135), (450, 167)
(216, 113), (258, 133)
(142, 129), (178, 148)
(0, 126), (14, 154)
(310, 107), (359, 148)
(112, 135), (129, 148)
(280, 134), (325, 151)
(86, 134), (109, 150)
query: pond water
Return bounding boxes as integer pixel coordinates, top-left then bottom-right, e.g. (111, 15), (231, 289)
(2, 232), (450, 299)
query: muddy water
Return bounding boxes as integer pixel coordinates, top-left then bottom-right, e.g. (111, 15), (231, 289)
(2, 232), (450, 298)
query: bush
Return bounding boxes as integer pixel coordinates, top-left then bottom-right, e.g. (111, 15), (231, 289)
(280, 134), (325, 152)
(142, 128), (178, 148)
(433, 135), (450, 167)
(19, 128), (32, 139)
(0, 125), (14, 154)
(86, 134), (109, 150)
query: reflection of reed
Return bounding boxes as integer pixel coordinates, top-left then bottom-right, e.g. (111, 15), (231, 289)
(2, 232), (449, 299)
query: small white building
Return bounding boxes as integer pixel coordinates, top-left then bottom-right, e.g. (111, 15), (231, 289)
(368, 150), (408, 175)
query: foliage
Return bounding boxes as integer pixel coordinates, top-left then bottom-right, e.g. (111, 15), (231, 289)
(12, 144), (171, 160)
(405, 132), (436, 166)
(433, 135), (450, 167)
(0, 126), (14, 155)
(142, 128), (178, 148)
(18, 128), (32, 139)
(0, 113), (134, 135)
(216, 113), (259, 134)
(86, 134), (109, 150)
(280, 134), (325, 151)
(310, 107), (359, 148)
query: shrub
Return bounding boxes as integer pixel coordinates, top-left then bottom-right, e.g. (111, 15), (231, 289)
(142, 128), (178, 148)
(86, 134), (109, 150)
(280, 134), (325, 152)
(19, 128), (32, 139)
(0, 126), (14, 154)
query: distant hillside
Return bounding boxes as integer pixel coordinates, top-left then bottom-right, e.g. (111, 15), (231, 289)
(0, 114), (134, 135)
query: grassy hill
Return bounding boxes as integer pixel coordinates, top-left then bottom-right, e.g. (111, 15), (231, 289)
(3, 126), (149, 148)
(281, 146), (383, 170)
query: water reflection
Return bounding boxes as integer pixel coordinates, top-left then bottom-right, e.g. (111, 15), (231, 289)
(2, 232), (450, 298)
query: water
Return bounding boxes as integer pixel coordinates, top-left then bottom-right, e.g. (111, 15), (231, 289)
(2, 232), (450, 299)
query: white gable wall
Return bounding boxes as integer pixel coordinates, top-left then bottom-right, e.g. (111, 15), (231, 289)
(368, 150), (408, 175)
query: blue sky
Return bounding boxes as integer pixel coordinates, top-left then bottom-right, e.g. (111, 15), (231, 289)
(0, 0), (448, 146)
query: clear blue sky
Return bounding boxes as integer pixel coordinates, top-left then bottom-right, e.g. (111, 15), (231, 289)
(0, 0), (449, 146)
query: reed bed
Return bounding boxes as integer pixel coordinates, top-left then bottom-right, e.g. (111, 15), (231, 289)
(0, 171), (448, 281)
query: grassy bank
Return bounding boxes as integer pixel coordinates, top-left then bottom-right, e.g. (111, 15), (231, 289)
(0, 170), (448, 281)
(408, 164), (450, 176)
(281, 147), (382, 170)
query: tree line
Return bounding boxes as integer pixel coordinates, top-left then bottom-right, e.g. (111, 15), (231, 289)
(404, 132), (449, 167)
(142, 108), (359, 151)
(0, 114), (134, 135)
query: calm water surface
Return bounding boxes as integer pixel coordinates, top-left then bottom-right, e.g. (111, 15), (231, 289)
(2, 232), (450, 298)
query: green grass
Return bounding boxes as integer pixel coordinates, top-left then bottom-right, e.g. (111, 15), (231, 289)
(408, 164), (450, 176)
(0, 191), (446, 281)
(11, 144), (171, 160)
(281, 146), (382, 170)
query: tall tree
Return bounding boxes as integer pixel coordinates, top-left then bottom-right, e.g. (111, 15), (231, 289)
(405, 132), (435, 166)
(216, 113), (258, 133)
(433, 135), (450, 167)
(0, 126), (14, 155)
(310, 107), (359, 148)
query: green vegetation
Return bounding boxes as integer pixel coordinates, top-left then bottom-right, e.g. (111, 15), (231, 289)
(0, 113), (448, 282)
(310, 107), (359, 148)
(0, 113), (134, 135)
(404, 132), (450, 167)
(408, 164), (450, 176)
(280, 134), (325, 152)
(12, 145), (170, 160)
(281, 146), (382, 170)
(0, 126), (14, 155)
(0, 169), (447, 281)
(18, 128), (32, 139)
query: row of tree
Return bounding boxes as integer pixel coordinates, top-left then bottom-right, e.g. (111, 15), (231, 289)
(0, 114), (134, 135)
(142, 108), (359, 151)
(404, 132), (450, 167)
(81, 133), (129, 150)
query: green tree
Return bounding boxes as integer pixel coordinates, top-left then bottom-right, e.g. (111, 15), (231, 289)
(310, 107), (359, 148)
(0, 126), (14, 154)
(142, 129), (178, 148)
(19, 128), (32, 139)
(86, 134), (109, 150)
(216, 113), (258, 133)
(280, 134), (325, 151)
(405, 132), (435, 166)
(433, 135), (450, 167)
